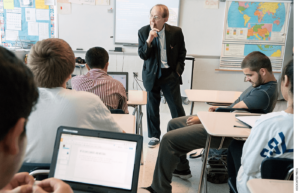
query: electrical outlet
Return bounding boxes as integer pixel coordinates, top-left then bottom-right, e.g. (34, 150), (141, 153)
(133, 72), (138, 77)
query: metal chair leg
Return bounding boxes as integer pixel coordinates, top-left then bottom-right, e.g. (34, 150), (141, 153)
(198, 135), (211, 193)
(190, 101), (195, 115)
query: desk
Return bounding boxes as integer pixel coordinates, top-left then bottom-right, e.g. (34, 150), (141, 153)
(127, 90), (147, 165)
(247, 179), (293, 193)
(111, 114), (135, 134)
(197, 112), (254, 193)
(186, 89), (242, 115)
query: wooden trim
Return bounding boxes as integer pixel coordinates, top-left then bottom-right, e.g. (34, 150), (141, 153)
(215, 69), (281, 73)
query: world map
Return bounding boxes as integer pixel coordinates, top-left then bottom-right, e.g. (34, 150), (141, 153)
(247, 23), (272, 41)
(228, 2), (285, 32)
(227, 2), (285, 57)
(244, 45), (282, 57)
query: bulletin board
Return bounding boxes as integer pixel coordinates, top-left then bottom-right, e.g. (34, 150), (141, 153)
(0, 0), (54, 48)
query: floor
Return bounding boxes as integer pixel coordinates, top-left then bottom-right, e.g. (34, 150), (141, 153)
(128, 99), (229, 193)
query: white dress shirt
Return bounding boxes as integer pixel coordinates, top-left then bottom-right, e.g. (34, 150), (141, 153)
(157, 25), (169, 68)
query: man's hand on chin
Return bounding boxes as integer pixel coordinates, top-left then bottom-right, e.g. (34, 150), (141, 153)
(0, 173), (34, 193)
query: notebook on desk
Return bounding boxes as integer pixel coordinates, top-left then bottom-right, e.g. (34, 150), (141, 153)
(235, 114), (261, 128)
(107, 72), (129, 101)
(48, 126), (143, 193)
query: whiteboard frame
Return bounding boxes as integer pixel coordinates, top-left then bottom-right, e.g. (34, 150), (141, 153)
(113, 0), (181, 45)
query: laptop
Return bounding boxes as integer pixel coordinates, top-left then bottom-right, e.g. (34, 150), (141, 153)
(107, 72), (129, 100)
(48, 126), (143, 193)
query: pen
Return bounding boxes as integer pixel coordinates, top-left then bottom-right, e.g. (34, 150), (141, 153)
(234, 125), (249, 128)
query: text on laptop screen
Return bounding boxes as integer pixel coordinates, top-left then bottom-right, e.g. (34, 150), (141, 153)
(54, 134), (137, 190)
(109, 74), (127, 90)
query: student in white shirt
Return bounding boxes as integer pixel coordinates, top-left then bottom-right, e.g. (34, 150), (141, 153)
(0, 46), (72, 193)
(232, 60), (294, 193)
(25, 38), (123, 164)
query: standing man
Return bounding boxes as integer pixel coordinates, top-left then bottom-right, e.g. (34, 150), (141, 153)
(138, 4), (186, 148)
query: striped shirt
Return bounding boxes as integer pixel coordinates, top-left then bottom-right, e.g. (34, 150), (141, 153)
(71, 69), (129, 114)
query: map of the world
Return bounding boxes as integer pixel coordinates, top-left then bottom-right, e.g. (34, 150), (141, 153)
(227, 2), (285, 57)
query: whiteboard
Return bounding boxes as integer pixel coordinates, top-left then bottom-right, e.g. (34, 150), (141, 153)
(57, 0), (293, 56)
(114, 0), (180, 45)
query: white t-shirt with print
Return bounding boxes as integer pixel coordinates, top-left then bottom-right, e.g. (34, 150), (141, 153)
(237, 111), (293, 193)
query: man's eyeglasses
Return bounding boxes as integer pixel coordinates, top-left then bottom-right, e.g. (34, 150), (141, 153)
(150, 15), (162, 21)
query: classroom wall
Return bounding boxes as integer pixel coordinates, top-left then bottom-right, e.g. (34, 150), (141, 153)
(13, 0), (294, 94)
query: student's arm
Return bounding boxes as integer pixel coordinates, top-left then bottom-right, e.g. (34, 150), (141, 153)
(240, 122), (267, 176)
(239, 90), (270, 110)
(33, 178), (73, 193)
(90, 97), (123, 133)
(0, 173), (34, 193)
(232, 101), (248, 109)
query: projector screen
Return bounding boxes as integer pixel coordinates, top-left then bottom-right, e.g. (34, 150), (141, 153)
(114, 0), (181, 45)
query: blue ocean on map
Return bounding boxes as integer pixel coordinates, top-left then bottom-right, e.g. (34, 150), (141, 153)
(228, 2), (285, 32)
(244, 45), (282, 57)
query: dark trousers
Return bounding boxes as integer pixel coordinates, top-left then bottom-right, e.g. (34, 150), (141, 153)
(146, 69), (185, 139)
(151, 116), (233, 193)
(227, 139), (246, 190)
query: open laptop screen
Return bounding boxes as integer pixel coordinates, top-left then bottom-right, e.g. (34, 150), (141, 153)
(53, 133), (137, 190)
(107, 72), (128, 91)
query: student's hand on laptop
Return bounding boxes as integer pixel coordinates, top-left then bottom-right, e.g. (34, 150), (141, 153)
(33, 178), (73, 193)
(122, 130), (126, 133)
(208, 106), (219, 112)
(186, 116), (201, 126)
(0, 172), (34, 193)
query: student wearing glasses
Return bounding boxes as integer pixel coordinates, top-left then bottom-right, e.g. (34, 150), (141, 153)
(138, 4), (186, 148)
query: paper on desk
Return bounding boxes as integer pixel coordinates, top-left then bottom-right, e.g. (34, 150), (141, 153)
(6, 30), (18, 40)
(236, 116), (261, 128)
(36, 9), (49, 20)
(38, 22), (49, 40)
(28, 22), (38, 35)
(35, 0), (49, 9)
(57, 3), (71, 14)
(6, 12), (21, 30)
(3, 0), (14, 9)
(25, 8), (35, 22)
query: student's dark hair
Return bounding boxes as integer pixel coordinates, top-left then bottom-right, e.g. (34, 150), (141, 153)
(0, 47), (39, 141)
(150, 4), (169, 18)
(241, 51), (272, 73)
(281, 59), (293, 95)
(85, 47), (109, 69)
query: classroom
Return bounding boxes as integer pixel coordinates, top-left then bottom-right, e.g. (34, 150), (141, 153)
(0, 0), (296, 193)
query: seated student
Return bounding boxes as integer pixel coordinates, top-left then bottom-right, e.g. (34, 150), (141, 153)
(231, 60), (294, 193)
(0, 46), (72, 193)
(72, 47), (129, 113)
(144, 51), (278, 193)
(25, 39), (123, 164)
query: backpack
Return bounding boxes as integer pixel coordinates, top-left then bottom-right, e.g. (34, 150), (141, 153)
(206, 148), (228, 184)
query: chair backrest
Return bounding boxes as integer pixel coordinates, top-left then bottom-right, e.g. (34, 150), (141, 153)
(261, 157), (293, 180)
(215, 107), (265, 114)
(110, 109), (125, 114)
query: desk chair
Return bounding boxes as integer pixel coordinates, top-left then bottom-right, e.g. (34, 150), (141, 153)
(228, 158), (293, 193)
(110, 109), (125, 114)
(19, 163), (50, 180)
(261, 157), (293, 180)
